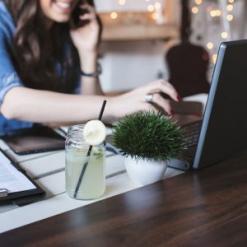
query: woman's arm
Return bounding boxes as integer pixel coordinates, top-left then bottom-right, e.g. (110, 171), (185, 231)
(1, 87), (111, 123)
(1, 80), (179, 125)
(70, 4), (103, 96)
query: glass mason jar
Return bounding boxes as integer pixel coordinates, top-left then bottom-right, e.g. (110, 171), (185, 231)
(65, 125), (106, 200)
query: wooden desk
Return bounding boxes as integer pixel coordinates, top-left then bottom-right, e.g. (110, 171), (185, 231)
(1, 149), (247, 246)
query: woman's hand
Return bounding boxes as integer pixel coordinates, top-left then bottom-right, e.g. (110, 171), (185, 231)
(70, 3), (101, 54)
(108, 80), (180, 120)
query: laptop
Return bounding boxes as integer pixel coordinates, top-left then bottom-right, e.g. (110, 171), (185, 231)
(169, 40), (247, 170)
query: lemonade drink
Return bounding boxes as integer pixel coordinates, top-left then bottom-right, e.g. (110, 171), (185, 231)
(66, 145), (105, 199)
(65, 124), (106, 200)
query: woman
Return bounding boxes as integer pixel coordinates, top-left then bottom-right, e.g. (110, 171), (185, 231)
(0, 0), (179, 134)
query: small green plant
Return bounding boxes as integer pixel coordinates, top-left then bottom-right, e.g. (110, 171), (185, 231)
(112, 111), (185, 162)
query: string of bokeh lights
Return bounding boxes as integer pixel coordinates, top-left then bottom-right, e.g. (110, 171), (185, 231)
(192, 0), (235, 63)
(107, 0), (235, 64)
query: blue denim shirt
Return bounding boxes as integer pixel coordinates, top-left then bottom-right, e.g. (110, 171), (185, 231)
(0, 2), (33, 134)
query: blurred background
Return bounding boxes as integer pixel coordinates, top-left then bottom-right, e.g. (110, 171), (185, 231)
(94, 0), (246, 96)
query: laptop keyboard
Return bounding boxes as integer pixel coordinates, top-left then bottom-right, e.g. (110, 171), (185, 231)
(182, 121), (202, 148)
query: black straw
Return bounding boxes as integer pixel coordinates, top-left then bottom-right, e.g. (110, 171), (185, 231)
(74, 100), (107, 198)
(98, 100), (107, 121)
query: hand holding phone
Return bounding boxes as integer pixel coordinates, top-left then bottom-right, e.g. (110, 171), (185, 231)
(70, 1), (102, 52)
(71, 1), (92, 28)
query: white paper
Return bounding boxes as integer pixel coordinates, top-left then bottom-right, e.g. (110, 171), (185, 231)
(0, 152), (36, 193)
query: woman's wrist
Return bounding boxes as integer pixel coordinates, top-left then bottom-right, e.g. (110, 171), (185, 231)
(78, 49), (98, 73)
(103, 97), (119, 123)
(80, 62), (102, 78)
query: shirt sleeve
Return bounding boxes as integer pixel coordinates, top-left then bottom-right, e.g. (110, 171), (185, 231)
(0, 27), (23, 105)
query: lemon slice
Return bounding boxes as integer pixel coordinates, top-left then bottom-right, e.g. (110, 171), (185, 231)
(83, 120), (106, 146)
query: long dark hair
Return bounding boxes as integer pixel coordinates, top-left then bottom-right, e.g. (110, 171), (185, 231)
(3, 0), (86, 93)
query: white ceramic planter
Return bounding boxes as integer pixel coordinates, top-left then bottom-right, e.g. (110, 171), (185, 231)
(125, 157), (168, 186)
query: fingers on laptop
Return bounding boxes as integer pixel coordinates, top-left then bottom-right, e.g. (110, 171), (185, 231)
(148, 80), (180, 102)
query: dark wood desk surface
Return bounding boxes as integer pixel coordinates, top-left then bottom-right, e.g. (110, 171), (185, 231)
(1, 151), (247, 247)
